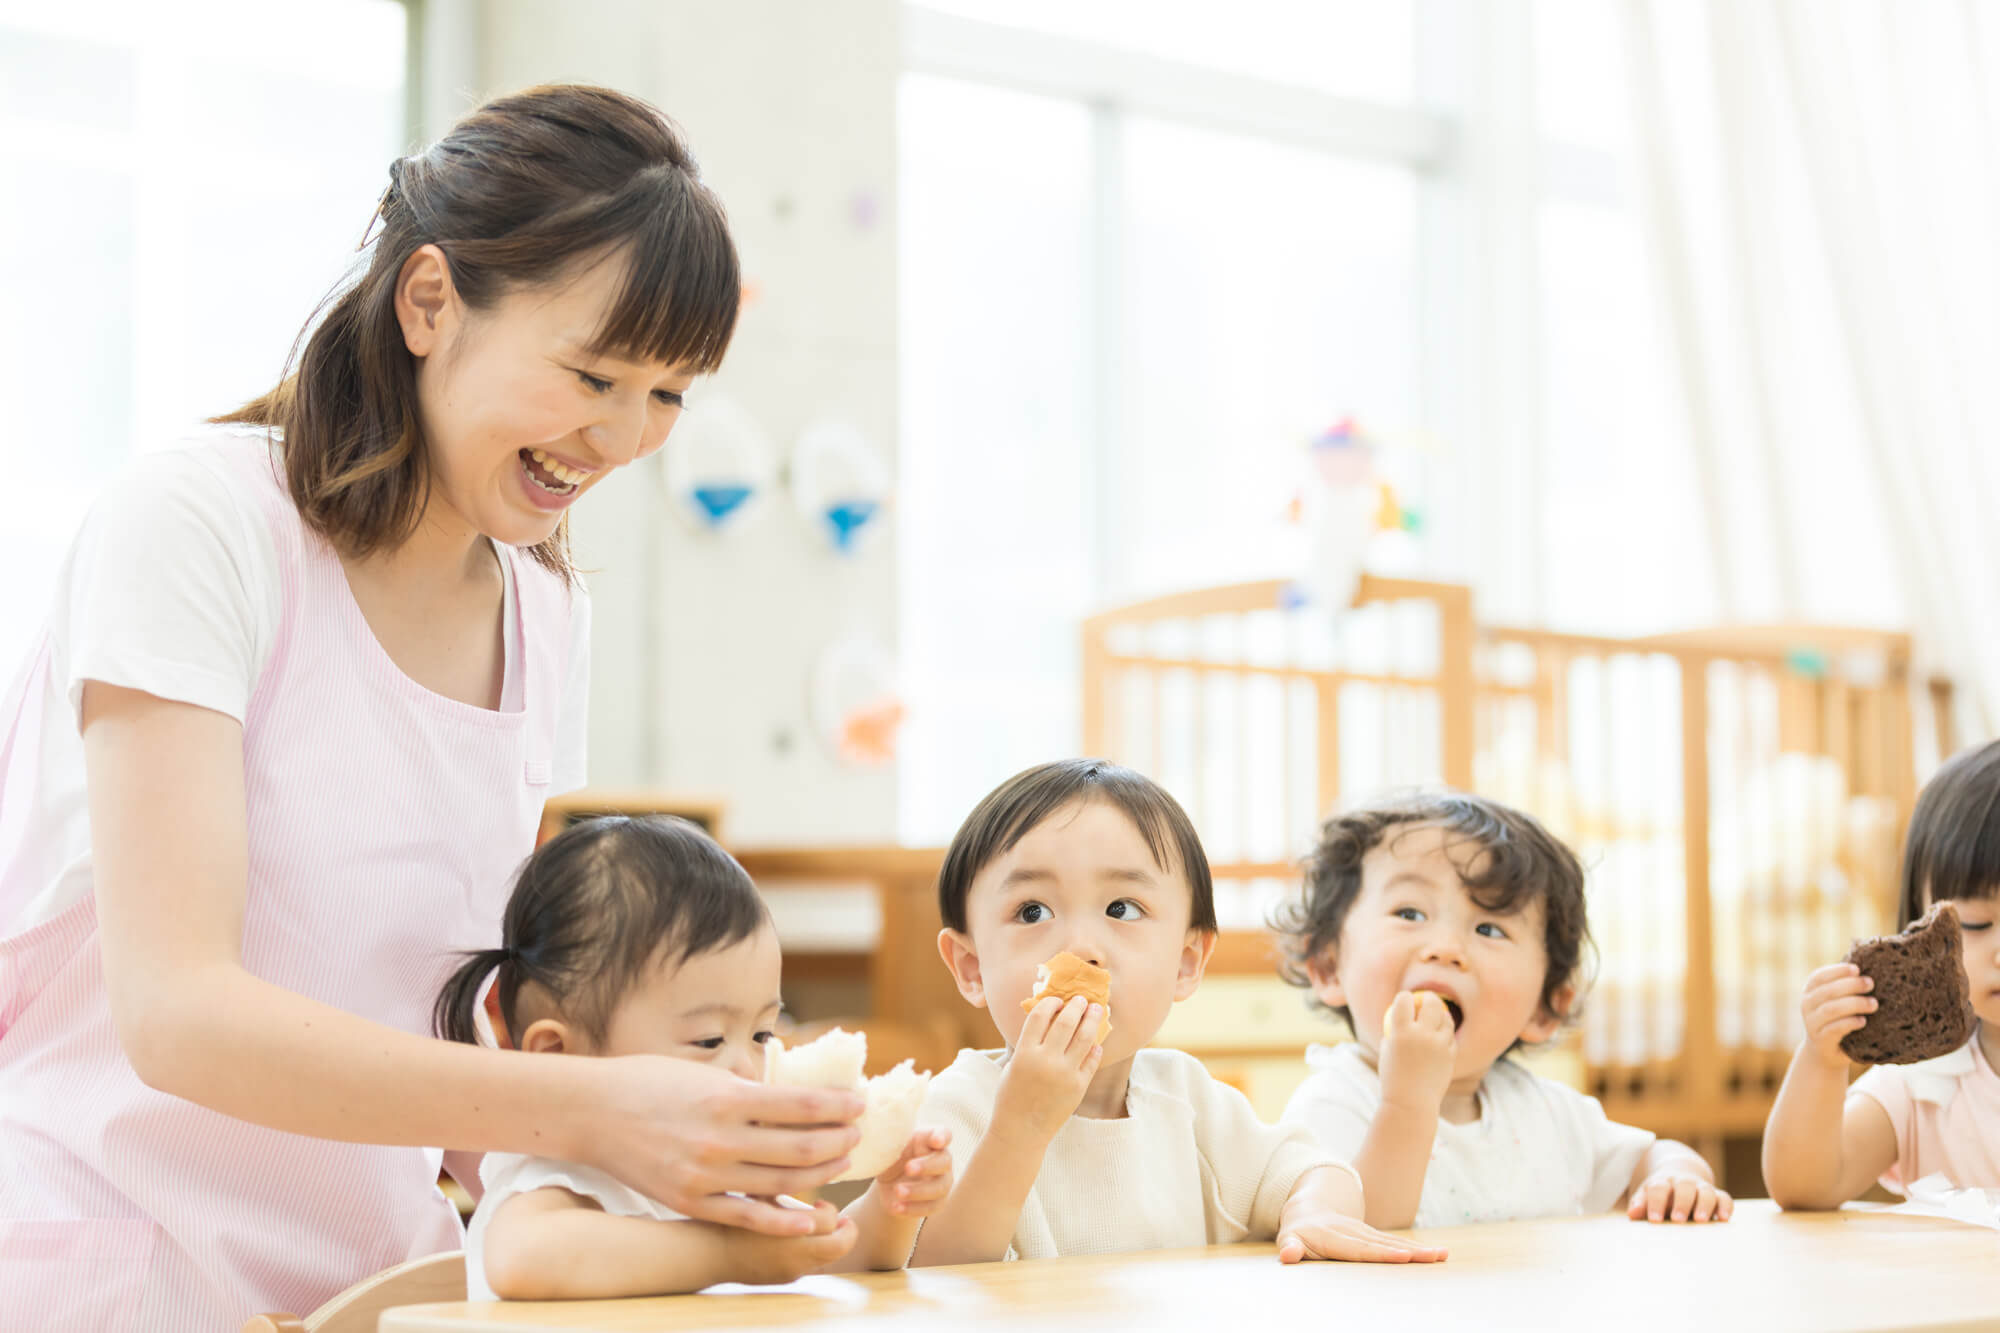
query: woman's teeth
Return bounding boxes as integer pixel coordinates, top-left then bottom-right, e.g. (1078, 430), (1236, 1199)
(528, 448), (586, 485)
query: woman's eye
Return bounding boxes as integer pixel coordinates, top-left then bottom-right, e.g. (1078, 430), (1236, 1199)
(1014, 902), (1050, 925)
(1393, 906), (1425, 922)
(1107, 898), (1145, 921)
(1476, 922), (1508, 940)
(577, 370), (614, 393)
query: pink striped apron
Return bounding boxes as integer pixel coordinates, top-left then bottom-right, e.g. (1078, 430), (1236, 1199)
(0, 436), (571, 1331)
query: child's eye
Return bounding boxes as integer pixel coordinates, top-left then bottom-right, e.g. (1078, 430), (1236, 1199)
(1393, 906), (1426, 922)
(1014, 901), (1050, 925)
(652, 388), (685, 408)
(577, 370), (614, 393)
(691, 1037), (725, 1050)
(753, 1030), (775, 1044)
(1962, 920), (1992, 932)
(1476, 922), (1509, 940)
(1106, 898), (1145, 921)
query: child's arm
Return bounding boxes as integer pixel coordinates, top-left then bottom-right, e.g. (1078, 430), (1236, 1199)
(1275, 1165), (1449, 1264)
(910, 996), (1103, 1266)
(479, 1188), (856, 1300)
(1762, 962), (1900, 1210)
(834, 1128), (953, 1271)
(1624, 1139), (1732, 1222)
(1349, 991), (1457, 1229)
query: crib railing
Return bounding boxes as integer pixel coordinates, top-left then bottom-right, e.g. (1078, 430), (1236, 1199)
(1081, 575), (1475, 931)
(1479, 624), (1915, 1138)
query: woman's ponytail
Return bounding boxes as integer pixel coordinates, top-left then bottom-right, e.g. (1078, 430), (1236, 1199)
(433, 947), (512, 1046)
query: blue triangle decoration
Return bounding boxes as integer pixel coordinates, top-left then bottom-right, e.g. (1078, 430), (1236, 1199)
(691, 483), (754, 525)
(824, 498), (879, 551)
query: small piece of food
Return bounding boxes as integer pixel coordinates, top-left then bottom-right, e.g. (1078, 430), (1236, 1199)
(1381, 990), (1463, 1036)
(1840, 902), (1977, 1065)
(764, 1027), (932, 1182)
(1020, 951), (1113, 1043)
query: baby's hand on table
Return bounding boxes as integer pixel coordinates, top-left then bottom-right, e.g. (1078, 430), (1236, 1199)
(876, 1127), (953, 1218)
(994, 995), (1105, 1143)
(1798, 962), (1876, 1070)
(1627, 1168), (1733, 1223)
(732, 1200), (858, 1282)
(1377, 990), (1457, 1114)
(1276, 1211), (1449, 1265)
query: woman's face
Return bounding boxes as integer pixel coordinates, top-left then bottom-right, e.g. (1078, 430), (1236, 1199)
(399, 245), (700, 549)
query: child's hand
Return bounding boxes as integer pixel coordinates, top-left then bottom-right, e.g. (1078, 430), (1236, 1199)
(1376, 990), (1457, 1114)
(875, 1127), (953, 1218)
(1799, 962), (1876, 1069)
(994, 995), (1105, 1143)
(731, 1201), (858, 1283)
(1276, 1211), (1449, 1265)
(1626, 1168), (1733, 1223)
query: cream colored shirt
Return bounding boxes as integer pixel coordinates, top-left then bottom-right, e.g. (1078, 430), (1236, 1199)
(919, 1047), (1352, 1259)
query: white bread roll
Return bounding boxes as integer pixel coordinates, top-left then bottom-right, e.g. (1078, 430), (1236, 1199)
(763, 1027), (932, 1182)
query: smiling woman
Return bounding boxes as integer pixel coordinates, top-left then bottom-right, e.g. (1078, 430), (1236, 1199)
(0, 84), (867, 1332)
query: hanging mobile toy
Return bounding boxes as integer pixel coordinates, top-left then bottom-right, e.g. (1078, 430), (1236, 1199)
(791, 420), (891, 554)
(660, 393), (775, 532)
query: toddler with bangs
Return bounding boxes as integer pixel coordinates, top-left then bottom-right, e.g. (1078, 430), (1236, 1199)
(1275, 791), (1730, 1229)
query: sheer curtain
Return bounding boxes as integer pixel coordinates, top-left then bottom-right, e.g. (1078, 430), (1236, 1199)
(1618, 0), (2000, 740)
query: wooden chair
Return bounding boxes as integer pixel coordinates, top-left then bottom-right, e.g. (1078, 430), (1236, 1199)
(241, 1252), (464, 1333)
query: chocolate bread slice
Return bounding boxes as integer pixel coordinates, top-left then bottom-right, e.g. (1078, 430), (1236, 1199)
(1841, 902), (1977, 1065)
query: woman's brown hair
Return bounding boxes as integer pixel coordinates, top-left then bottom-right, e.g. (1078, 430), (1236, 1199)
(218, 84), (740, 581)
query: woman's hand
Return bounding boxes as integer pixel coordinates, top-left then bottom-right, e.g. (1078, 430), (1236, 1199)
(583, 1055), (865, 1236)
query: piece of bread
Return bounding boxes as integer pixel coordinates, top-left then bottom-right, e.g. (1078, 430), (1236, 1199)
(1019, 951), (1113, 1043)
(763, 1027), (931, 1182)
(1840, 902), (1977, 1065)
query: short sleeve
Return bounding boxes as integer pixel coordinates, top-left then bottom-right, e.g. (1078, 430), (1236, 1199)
(1280, 1073), (1376, 1164)
(550, 583), (591, 795)
(1543, 1081), (1655, 1212)
(481, 1154), (683, 1223)
(59, 448), (275, 728)
(917, 1052), (999, 1164)
(1848, 1064), (1915, 1187)
(1181, 1055), (1351, 1240)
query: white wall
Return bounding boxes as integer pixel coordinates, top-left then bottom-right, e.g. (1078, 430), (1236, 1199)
(438, 0), (902, 844)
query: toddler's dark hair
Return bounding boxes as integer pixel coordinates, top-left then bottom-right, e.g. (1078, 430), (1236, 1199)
(1898, 737), (2000, 928)
(435, 815), (769, 1047)
(1272, 791), (1589, 1045)
(937, 759), (1218, 934)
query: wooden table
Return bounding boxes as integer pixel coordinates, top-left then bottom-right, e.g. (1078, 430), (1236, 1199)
(381, 1201), (1999, 1332)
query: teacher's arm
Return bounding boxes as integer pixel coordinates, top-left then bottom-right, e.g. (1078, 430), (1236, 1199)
(83, 682), (863, 1236)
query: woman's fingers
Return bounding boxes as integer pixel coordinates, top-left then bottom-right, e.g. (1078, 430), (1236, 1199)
(684, 1191), (829, 1237)
(736, 1082), (866, 1128)
(728, 1122), (863, 1169)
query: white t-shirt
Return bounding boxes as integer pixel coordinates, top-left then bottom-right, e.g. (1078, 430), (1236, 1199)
(1281, 1042), (1655, 1229)
(466, 1153), (687, 1301)
(0, 426), (590, 936)
(918, 1046), (1353, 1259)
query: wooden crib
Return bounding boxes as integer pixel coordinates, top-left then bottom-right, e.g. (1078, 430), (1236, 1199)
(1081, 576), (1932, 1147)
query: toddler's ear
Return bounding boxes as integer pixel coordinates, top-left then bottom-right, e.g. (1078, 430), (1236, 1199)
(937, 928), (988, 1010)
(1520, 981), (1577, 1045)
(1173, 929), (1219, 1001)
(1303, 949), (1348, 1010)
(517, 1017), (574, 1055)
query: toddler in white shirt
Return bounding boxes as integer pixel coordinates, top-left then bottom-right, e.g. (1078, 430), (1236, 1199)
(911, 759), (1446, 1266)
(1275, 791), (1731, 1230)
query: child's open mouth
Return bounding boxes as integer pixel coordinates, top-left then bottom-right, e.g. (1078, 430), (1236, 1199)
(1414, 990), (1465, 1029)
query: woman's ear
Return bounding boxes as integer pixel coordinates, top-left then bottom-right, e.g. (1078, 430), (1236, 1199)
(1304, 948), (1347, 1010)
(1520, 981), (1577, 1045)
(937, 928), (988, 1009)
(1173, 929), (1220, 1001)
(395, 242), (458, 358)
